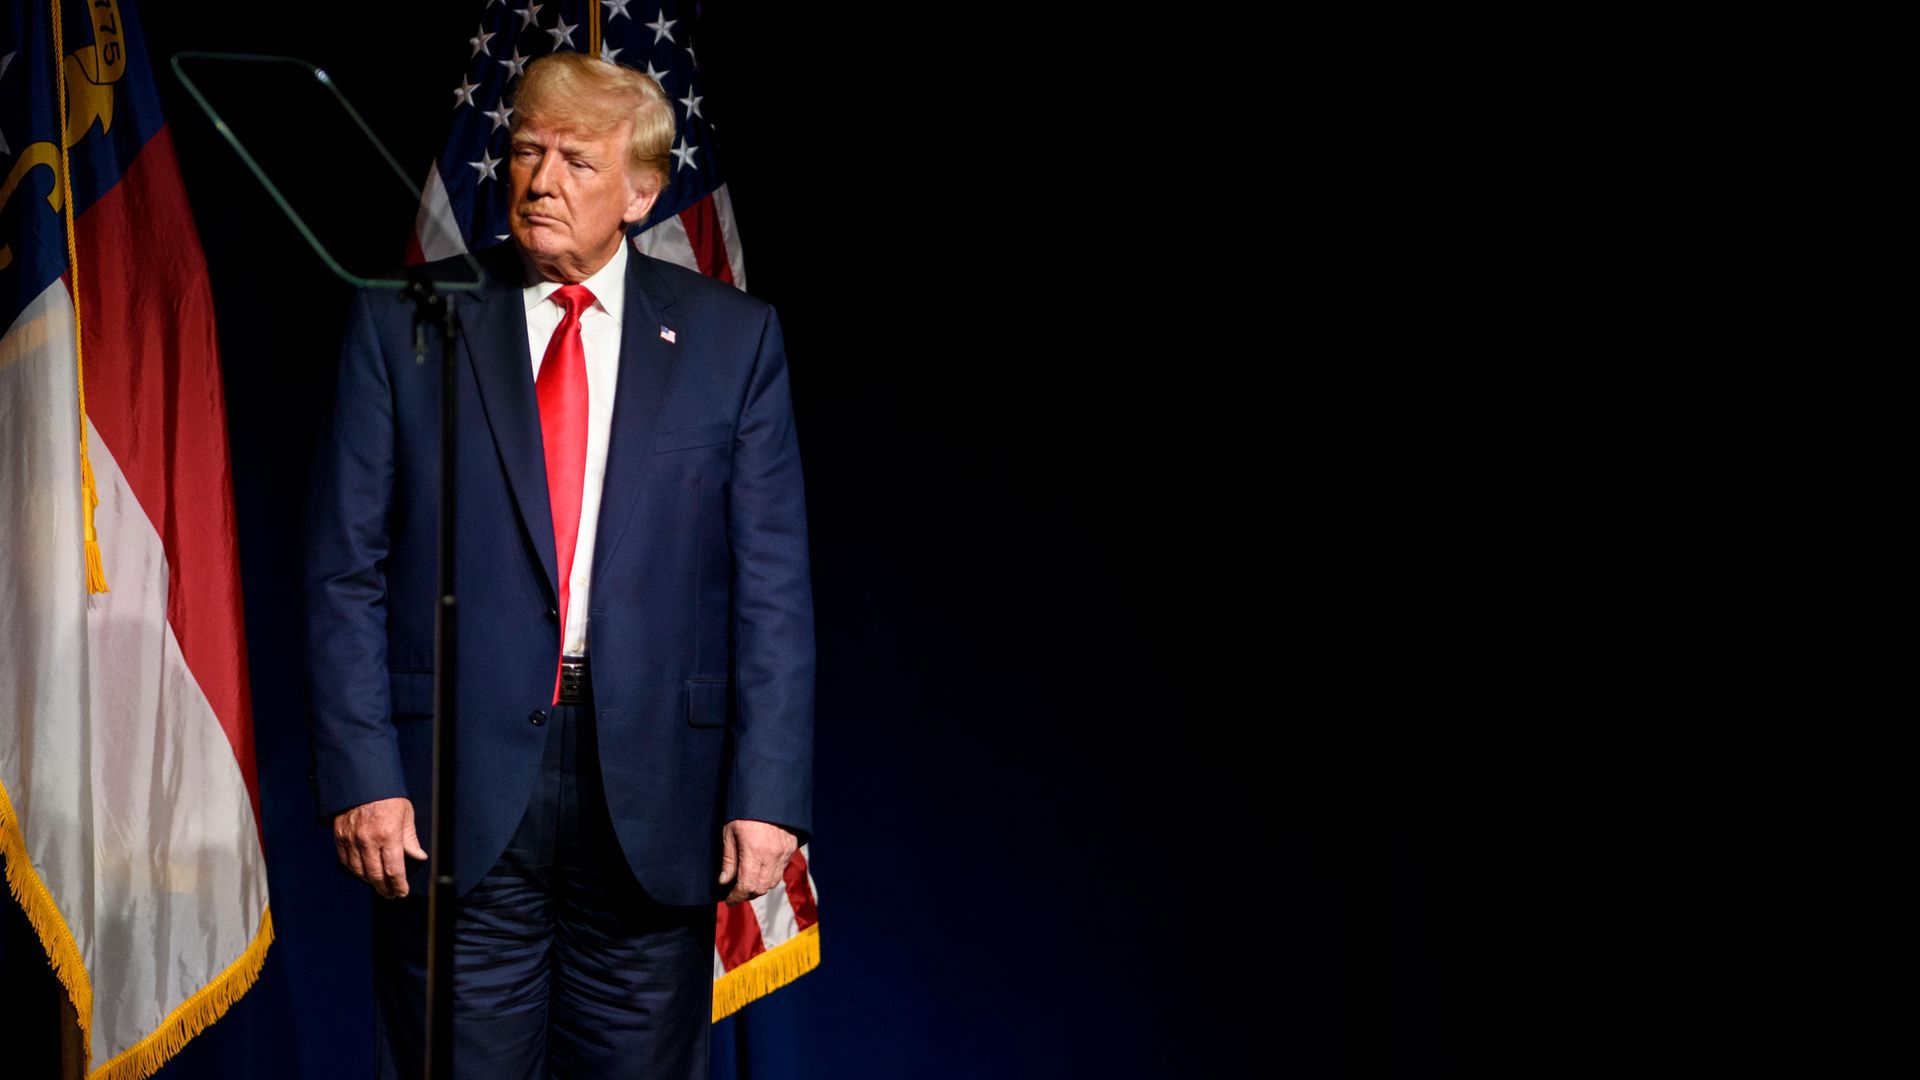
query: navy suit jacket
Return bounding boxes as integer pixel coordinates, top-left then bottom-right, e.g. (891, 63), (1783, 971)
(306, 242), (814, 904)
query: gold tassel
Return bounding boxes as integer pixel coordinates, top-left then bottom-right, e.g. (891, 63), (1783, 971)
(80, 447), (106, 592)
(50, 0), (107, 595)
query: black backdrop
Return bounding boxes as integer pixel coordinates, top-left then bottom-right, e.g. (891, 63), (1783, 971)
(3, 4), (1448, 1076)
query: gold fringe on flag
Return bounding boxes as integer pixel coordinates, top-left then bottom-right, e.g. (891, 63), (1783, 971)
(711, 924), (821, 1023)
(588, 0), (602, 60)
(0, 778), (95, 1071)
(90, 910), (275, 1080)
(5, 778), (277, 1080)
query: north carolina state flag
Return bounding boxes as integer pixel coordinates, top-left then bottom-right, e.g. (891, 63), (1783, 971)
(0, 3), (271, 1078)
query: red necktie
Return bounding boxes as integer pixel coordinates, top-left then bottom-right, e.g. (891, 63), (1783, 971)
(536, 283), (594, 703)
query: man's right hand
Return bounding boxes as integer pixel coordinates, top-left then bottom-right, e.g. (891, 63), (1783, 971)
(333, 796), (429, 899)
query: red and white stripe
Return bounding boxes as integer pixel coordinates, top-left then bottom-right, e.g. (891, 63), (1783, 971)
(633, 183), (748, 289)
(711, 844), (819, 1020)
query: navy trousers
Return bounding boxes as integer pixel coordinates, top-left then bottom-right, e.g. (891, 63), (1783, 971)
(371, 684), (714, 1079)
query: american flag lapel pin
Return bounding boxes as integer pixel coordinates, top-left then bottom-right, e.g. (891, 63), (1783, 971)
(659, 325), (677, 344)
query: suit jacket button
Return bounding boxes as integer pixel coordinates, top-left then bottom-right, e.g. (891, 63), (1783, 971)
(529, 710), (547, 727)
(544, 607), (558, 623)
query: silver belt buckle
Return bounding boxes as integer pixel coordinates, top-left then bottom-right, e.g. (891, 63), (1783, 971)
(558, 655), (588, 704)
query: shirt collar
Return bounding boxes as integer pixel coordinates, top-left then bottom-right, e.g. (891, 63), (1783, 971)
(523, 238), (628, 325)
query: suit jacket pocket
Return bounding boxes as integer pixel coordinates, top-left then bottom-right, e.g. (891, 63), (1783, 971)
(686, 678), (730, 727)
(654, 422), (732, 454)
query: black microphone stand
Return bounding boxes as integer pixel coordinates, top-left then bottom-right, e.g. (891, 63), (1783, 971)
(404, 274), (460, 1080)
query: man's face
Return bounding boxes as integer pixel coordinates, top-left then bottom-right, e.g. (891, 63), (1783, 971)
(508, 117), (658, 282)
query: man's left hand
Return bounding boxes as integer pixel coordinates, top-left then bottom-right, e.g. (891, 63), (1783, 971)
(718, 819), (798, 905)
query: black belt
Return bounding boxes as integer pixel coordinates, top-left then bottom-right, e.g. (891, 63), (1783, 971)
(558, 655), (590, 705)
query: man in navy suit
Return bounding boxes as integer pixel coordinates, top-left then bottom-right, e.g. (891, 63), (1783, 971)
(306, 52), (813, 1079)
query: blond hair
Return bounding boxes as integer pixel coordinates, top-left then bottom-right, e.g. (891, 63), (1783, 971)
(512, 52), (676, 194)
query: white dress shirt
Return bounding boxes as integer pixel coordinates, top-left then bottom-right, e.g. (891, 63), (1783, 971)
(523, 240), (627, 656)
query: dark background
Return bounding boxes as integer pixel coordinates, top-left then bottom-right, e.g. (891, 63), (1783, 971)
(3, 3), (1447, 1076)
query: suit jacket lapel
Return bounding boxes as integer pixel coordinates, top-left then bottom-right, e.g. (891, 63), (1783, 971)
(458, 244), (560, 603)
(591, 246), (682, 585)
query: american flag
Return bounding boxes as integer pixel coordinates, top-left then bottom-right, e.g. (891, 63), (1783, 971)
(407, 1), (816, 1020)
